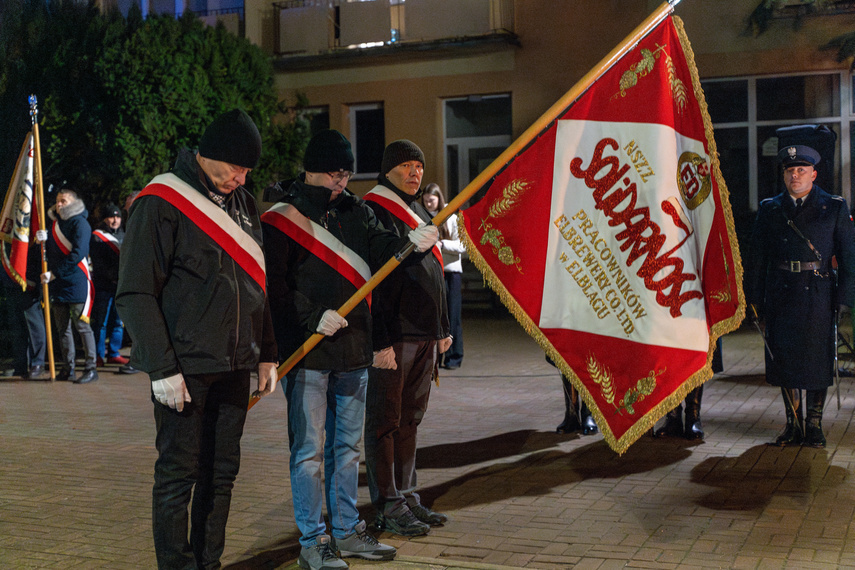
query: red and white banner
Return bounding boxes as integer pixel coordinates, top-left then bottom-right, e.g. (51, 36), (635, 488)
(0, 132), (36, 289)
(459, 15), (744, 453)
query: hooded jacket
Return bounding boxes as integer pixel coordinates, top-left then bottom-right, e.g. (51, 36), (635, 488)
(116, 148), (277, 381)
(46, 196), (91, 304)
(262, 175), (405, 371)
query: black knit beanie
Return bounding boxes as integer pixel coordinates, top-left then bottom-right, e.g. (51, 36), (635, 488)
(380, 140), (425, 176)
(303, 130), (355, 173)
(199, 109), (262, 169)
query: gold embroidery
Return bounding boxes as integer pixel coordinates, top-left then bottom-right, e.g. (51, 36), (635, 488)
(477, 179), (529, 274)
(710, 233), (733, 303)
(612, 43), (688, 114)
(587, 354), (663, 416)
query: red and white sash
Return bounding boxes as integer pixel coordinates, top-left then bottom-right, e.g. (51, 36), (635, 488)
(138, 173), (266, 293)
(363, 186), (443, 269)
(262, 202), (372, 307)
(92, 229), (121, 255)
(53, 220), (94, 321)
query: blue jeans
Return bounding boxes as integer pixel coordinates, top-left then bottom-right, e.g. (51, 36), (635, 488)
(284, 367), (368, 547)
(90, 293), (124, 359)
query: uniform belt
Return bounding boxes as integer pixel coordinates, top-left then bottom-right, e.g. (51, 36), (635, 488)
(778, 260), (821, 272)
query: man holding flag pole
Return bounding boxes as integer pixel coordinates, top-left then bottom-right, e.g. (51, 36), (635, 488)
(1, 96), (55, 380)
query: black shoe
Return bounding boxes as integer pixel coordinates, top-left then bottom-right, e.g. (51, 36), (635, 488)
(581, 414), (599, 435)
(410, 503), (448, 526)
(556, 414), (582, 434)
(117, 364), (139, 375)
(74, 369), (99, 384)
(654, 409), (684, 438)
(28, 365), (47, 379)
(685, 419), (704, 441)
(56, 369), (74, 382)
(374, 510), (430, 537)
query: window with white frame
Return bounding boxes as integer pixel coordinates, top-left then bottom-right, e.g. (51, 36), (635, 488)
(348, 103), (385, 179)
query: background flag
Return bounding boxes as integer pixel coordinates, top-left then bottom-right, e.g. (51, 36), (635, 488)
(460, 15), (745, 454)
(1, 132), (36, 289)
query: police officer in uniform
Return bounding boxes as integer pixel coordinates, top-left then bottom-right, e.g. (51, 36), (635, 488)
(747, 144), (855, 448)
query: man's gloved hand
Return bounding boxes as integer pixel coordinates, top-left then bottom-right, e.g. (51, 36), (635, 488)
(255, 362), (278, 398)
(35, 229), (48, 243)
(152, 373), (191, 412)
(408, 224), (439, 253)
(40, 271), (52, 284)
(372, 346), (397, 369)
(316, 309), (348, 336)
(438, 336), (453, 354)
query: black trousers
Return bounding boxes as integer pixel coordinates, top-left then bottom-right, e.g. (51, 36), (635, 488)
(152, 370), (250, 570)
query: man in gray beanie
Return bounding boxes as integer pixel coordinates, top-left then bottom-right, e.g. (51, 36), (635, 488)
(262, 129), (437, 569)
(117, 108), (279, 569)
(363, 140), (452, 537)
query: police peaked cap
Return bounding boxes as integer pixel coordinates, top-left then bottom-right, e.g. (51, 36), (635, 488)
(778, 145), (821, 168)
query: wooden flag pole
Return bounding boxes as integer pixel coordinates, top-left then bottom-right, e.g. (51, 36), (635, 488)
(248, 0), (678, 410)
(30, 95), (56, 381)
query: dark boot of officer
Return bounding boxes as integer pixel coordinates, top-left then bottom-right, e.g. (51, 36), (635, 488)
(773, 388), (803, 446)
(654, 403), (684, 437)
(803, 389), (827, 448)
(684, 386), (704, 440)
(556, 375), (582, 434)
(580, 399), (598, 435)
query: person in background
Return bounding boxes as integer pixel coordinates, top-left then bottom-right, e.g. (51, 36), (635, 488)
(116, 109), (279, 569)
(41, 187), (98, 384)
(421, 183), (465, 370)
(363, 140), (450, 537)
(90, 204), (132, 371)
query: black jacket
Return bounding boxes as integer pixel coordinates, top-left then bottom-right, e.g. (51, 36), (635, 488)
(263, 175), (406, 371)
(116, 149), (277, 381)
(365, 179), (450, 348)
(746, 186), (855, 389)
(89, 224), (124, 294)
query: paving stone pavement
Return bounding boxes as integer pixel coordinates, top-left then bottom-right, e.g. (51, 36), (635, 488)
(3, 310), (855, 569)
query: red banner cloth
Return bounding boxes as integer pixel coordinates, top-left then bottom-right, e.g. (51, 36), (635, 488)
(460, 16), (745, 453)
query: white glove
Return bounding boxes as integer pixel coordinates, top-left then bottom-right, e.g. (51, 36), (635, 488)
(40, 271), (52, 284)
(372, 346), (397, 369)
(151, 373), (191, 412)
(36, 229), (48, 242)
(316, 309), (348, 336)
(408, 224), (439, 253)
(255, 362), (279, 398)
(438, 336), (453, 354)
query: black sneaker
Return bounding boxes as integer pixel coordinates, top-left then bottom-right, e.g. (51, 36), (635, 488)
(410, 503), (448, 526)
(374, 509), (430, 537)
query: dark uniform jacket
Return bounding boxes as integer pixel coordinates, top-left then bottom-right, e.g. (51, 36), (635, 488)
(262, 175), (406, 372)
(116, 148), (277, 381)
(365, 179), (450, 349)
(746, 185), (855, 389)
(46, 199), (91, 304)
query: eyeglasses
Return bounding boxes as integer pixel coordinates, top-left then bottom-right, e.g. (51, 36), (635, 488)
(328, 170), (354, 182)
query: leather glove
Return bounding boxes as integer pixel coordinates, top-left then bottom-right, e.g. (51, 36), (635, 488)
(35, 229), (48, 242)
(316, 309), (348, 336)
(254, 362), (279, 398)
(40, 271), (52, 284)
(152, 373), (191, 412)
(438, 336), (453, 354)
(372, 346), (397, 369)
(408, 224), (439, 253)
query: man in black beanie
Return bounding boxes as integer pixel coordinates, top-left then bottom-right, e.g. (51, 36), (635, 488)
(117, 108), (279, 569)
(262, 129), (437, 569)
(363, 140), (452, 537)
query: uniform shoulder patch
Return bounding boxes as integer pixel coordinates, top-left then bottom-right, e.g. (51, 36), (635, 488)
(831, 195), (844, 201)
